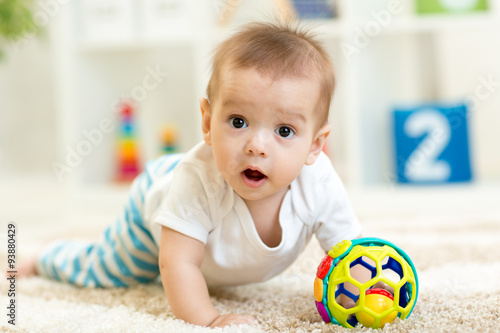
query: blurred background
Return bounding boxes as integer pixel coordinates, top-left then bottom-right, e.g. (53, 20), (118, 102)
(0, 0), (499, 238)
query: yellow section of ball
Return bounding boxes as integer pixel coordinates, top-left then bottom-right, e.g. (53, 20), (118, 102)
(355, 291), (398, 328)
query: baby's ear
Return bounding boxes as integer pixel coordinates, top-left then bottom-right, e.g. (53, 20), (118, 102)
(200, 98), (212, 145)
(305, 124), (331, 165)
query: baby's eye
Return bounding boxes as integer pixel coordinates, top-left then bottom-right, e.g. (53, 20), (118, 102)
(229, 117), (247, 129)
(275, 126), (295, 138)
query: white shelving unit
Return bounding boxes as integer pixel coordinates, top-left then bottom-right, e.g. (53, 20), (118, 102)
(323, 0), (500, 186)
(51, 0), (218, 185)
(50, 0), (500, 187)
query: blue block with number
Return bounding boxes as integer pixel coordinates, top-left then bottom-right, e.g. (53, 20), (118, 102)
(393, 103), (472, 184)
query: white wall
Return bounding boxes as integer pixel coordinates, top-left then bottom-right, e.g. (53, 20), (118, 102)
(435, 28), (500, 181)
(0, 35), (57, 178)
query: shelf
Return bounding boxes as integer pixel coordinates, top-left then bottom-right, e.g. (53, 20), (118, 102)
(48, 0), (500, 186)
(79, 38), (195, 53)
(385, 12), (500, 34)
(78, 20), (343, 53)
(77, 10), (500, 53)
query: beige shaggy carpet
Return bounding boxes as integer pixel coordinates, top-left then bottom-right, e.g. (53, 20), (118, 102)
(1, 182), (499, 332)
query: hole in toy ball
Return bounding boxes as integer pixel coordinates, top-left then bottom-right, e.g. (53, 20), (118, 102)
(349, 256), (377, 284)
(334, 283), (359, 310)
(382, 256), (403, 284)
(399, 282), (413, 309)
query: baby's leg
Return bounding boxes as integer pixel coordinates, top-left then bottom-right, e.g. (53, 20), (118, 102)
(35, 154), (183, 288)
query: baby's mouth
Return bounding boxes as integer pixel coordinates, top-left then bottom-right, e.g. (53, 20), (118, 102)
(244, 169), (266, 181)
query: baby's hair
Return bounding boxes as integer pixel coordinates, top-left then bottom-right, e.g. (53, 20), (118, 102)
(206, 20), (335, 128)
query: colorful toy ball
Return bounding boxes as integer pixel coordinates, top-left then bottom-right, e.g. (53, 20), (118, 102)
(314, 238), (419, 329)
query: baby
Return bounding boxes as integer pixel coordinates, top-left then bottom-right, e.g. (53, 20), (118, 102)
(19, 21), (362, 327)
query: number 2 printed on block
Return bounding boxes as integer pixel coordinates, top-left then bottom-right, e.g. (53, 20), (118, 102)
(393, 104), (472, 184)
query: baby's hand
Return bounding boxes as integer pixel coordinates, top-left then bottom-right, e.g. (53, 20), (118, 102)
(209, 314), (257, 328)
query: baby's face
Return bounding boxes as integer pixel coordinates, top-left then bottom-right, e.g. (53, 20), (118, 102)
(202, 67), (326, 202)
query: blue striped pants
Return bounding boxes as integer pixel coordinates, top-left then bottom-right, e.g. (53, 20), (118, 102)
(36, 154), (183, 287)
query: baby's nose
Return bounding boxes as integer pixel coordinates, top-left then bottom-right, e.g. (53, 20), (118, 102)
(245, 131), (269, 157)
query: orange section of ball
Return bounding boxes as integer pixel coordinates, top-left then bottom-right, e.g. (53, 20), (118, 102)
(314, 277), (324, 302)
(355, 288), (398, 328)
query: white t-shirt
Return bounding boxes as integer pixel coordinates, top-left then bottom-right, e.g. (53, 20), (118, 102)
(145, 142), (362, 287)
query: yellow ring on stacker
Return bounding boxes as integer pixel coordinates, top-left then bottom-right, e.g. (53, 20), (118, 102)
(314, 277), (324, 302)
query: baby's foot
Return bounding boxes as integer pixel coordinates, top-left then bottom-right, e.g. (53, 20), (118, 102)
(9, 255), (38, 278)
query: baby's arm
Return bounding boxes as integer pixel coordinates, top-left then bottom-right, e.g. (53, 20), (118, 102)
(159, 227), (255, 327)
